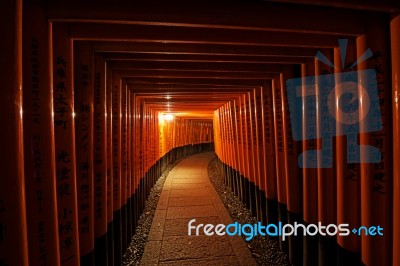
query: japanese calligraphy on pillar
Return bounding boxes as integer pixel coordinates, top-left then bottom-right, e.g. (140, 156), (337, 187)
(263, 86), (273, 145)
(106, 68), (113, 224)
(112, 82), (121, 210)
(256, 93), (263, 147)
(93, 70), (106, 229)
(121, 85), (128, 206)
(75, 60), (94, 254)
(54, 56), (68, 129)
(53, 50), (79, 264)
(274, 79), (284, 153)
(30, 39), (51, 265)
(247, 97), (253, 151)
(54, 57), (72, 234)
(370, 51), (388, 195)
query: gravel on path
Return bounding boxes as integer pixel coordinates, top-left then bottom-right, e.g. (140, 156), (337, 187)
(207, 156), (291, 266)
(122, 158), (183, 266)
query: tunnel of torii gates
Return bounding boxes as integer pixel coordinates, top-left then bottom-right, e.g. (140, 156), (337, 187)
(1, 0), (400, 266)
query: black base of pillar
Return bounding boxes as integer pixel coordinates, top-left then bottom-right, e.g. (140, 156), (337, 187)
(113, 209), (122, 265)
(80, 250), (94, 266)
(107, 222), (114, 266)
(266, 198), (279, 226)
(94, 233), (108, 266)
(278, 203), (289, 253)
(287, 211), (303, 266)
(337, 245), (362, 266)
(303, 231), (318, 266)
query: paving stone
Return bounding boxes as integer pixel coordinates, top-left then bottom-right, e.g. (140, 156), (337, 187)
(159, 235), (233, 261)
(190, 204), (217, 217)
(168, 183), (206, 190)
(173, 174), (203, 179)
(168, 196), (212, 207)
(171, 178), (206, 184)
(157, 191), (170, 210)
(140, 240), (162, 265)
(228, 235), (258, 266)
(166, 206), (193, 219)
(158, 255), (240, 266)
(148, 210), (167, 241)
(169, 188), (209, 198)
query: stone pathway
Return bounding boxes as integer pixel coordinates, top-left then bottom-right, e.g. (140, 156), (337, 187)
(140, 152), (256, 265)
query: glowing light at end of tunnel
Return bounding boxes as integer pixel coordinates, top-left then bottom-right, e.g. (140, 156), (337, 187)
(158, 113), (165, 124)
(159, 113), (174, 123)
(165, 114), (174, 121)
(73, 112), (76, 118)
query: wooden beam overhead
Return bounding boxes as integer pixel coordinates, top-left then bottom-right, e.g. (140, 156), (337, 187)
(92, 41), (318, 57)
(47, 0), (383, 34)
(109, 60), (286, 73)
(62, 22), (346, 48)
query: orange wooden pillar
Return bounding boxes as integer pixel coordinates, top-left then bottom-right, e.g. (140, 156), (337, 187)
(127, 89), (132, 240)
(248, 90), (260, 218)
(150, 109), (155, 186)
(227, 104), (235, 191)
(130, 91), (137, 233)
(93, 53), (108, 265)
(106, 62), (114, 266)
(255, 88), (267, 224)
(391, 14), (400, 266)
(233, 99), (244, 202)
(143, 105), (149, 198)
(357, 19), (392, 266)
(21, 2), (60, 265)
(112, 70), (122, 265)
(220, 108), (226, 181)
(144, 103), (149, 201)
(224, 104), (232, 190)
(242, 94), (252, 210)
(132, 93), (139, 230)
(262, 81), (278, 225)
(52, 23), (80, 266)
(74, 42), (95, 266)
(281, 66), (302, 265)
(301, 59), (318, 265)
(314, 49), (337, 265)
(121, 80), (128, 253)
(220, 107), (228, 185)
(238, 95), (248, 209)
(272, 74), (288, 252)
(226, 103), (234, 191)
(226, 104), (232, 187)
(217, 109), (223, 179)
(220, 106), (227, 185)
(0, 0), (29, 265)
(230, 100), (241, 200)
(134, 95), (142, 221)
(334, 40), (361, 264)
(214, 110), (222, 176)
(279, 72), (290, 253)
(141, 102), (147, 207)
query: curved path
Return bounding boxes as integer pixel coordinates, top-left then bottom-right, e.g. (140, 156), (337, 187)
(140, 152), (256, 265)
